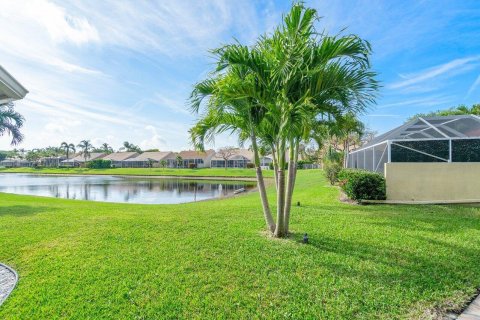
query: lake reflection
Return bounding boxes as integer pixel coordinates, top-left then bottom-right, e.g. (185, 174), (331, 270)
(0, 174), (255, 204)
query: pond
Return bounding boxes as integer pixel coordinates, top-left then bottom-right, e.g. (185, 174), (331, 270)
(0, 174), (256, 204)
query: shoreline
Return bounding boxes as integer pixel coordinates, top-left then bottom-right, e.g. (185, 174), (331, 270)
(0, 171), (268, 182)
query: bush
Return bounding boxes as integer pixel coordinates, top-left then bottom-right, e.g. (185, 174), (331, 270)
(86, 159), (112, 169)
(323, 160), (342, 185)
(246, 163), (255, 169)
(297, 160), (313, 169)
(188, 163), (197, 169)
(338, 169), (386, 201)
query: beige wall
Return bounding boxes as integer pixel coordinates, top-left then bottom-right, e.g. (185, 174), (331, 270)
(385, 163), (480, 201)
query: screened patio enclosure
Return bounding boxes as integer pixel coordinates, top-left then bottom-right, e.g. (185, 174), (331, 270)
(347, 115), (480, 174)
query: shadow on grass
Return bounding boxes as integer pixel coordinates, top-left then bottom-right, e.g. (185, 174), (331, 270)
(286, 210), (480, 315)
(0, 205), (57, 217)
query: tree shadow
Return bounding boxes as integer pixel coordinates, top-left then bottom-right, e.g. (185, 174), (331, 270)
(0, 205), (57, 217)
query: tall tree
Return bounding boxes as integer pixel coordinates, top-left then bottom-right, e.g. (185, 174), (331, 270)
(100, 143), (114, 154)
(77, 140), (93, 164)
(0, 103), (25, 145)
(190, 3), (378, 237)
(60, 142), (76, 159)
(120, 141), (141, 153)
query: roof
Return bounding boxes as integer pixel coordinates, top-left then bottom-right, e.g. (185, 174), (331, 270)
(178, 149), (215, 160)
(125, 151), (174, 162)
(358, 115), (480, 151)
(102, 152), (138, 161)
(0, 65), (28, 104)
(62, 153), (105, 163)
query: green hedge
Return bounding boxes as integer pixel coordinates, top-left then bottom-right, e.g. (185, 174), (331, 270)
(338, 169), (386, 201)
(86, 159), (112, 169)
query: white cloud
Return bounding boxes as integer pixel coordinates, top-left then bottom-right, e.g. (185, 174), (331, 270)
(377, 96), (453, 109)
(64, 0), (271, 56)
(0, 0), (101, 74)
(467, 74), (480, 97)
(140, 125), (167, 150)
(389, 57), (480, 89)
(22, 0), (99, 45)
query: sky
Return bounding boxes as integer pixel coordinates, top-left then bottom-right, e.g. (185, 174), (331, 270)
(1, 0), (480, 151)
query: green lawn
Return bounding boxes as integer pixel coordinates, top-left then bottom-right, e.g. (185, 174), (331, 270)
(0, 167), (272, 178)
(1, 170), (479, 319)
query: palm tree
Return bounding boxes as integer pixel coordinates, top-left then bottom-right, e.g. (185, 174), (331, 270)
(77, 140), (93, 164)
(121, 141), (141, 153)
(190, 3), (378, 237)
(101, 143), (113, 154)
(189, 70), (276, 232)
(0, 103), (25, 145)
(175, 155), (183, 168)
(60, 142), (76, 159)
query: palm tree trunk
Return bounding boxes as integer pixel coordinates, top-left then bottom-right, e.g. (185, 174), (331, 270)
(283, 139), (298, 235)
(274, 139), (286, 237)
(344, 139), (349, 168)
(270, 143), (279, 190)
(251, 131), (276, 233)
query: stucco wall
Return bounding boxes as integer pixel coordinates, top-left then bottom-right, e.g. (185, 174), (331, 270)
(385, 163), (480, 201)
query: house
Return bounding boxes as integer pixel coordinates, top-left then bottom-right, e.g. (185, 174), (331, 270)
(0, 158), (33, 168)
(0, 65), (28, 104)
(211, 149), (252, 168)
(101, 152), (139, 168)
(210, 148), (273, 168)
(346, 115), (480, 202)
(177, 150), (215, 168)
(40, 156), (66, 168)
(61, 153), (106, 167)
(123, 151), (177, 168)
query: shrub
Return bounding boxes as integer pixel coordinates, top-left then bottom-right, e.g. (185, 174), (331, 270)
(86, 159), (112, 169)
(297, 160), (313, 169)
(246, 163), (255, 169)
(338, 169), (386, 201)
(188, 163), (197, 169)
(323, 160), (342, 185)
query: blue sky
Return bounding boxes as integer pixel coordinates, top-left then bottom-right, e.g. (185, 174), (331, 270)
(1, 0), (480, 150)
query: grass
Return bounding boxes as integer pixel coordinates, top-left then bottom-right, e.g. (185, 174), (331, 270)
(0, 167), (272, 178)
(0, 170), (479, 319)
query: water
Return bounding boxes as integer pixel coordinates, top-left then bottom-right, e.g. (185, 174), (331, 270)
(0, 174), (255, 204)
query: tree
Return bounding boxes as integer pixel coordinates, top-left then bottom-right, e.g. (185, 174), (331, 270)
(190, 3), (378, 237)
(77, 140), (93, 164)
(216, 146), (237, 168)
(408, 103), (480, 120)
(120, 141), (141, 153)
(100, 143), (114, 154)
(160, 160), (167, 168)
(175, 155), (183, 168)
(0, 102), (25, 145)
(60, 142), (76, 159)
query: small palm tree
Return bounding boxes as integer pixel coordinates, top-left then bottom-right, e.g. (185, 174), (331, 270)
(0, 103), (25, 145)
(60, 142), (76, 159)
(77, 140), (93, 165)
(176, 155), (183, 168)
(160, 160), (167, 168)
(101, 143), (113, 154)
